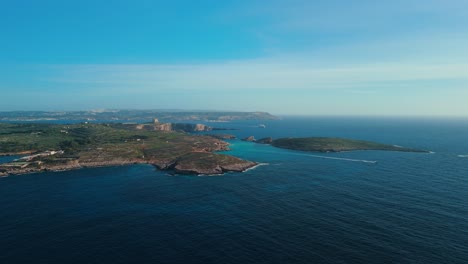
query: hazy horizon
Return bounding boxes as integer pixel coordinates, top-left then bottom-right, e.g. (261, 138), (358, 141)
(1, 0), (468, 116)
(1, 108), (468, 119)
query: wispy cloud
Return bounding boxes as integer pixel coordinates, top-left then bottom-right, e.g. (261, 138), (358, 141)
(43, 61), (468, 93)
(216, 0), (468, 60)
(222, 0), (468, 32)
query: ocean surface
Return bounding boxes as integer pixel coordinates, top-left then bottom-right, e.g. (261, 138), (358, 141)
(1, 116), (468, 264)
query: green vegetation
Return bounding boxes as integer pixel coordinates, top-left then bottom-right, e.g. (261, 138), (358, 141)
(271, 137), (428, 153)
(0, 123), (255, 175)
(0, 123), (209, 154)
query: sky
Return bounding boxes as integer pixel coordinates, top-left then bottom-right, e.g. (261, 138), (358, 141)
(1, 0), (468, 116)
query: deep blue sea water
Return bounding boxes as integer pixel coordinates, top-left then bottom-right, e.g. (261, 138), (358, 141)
(1, 117), (468, 264)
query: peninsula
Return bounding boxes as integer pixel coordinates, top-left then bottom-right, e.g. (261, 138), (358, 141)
(0, 123), (256, 176)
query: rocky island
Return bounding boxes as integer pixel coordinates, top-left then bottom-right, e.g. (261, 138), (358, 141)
(0, 123), (256, 177)
(246, 136), (429, 153)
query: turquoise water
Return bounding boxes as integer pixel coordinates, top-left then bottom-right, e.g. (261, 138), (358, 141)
(1, 117), (468, 263)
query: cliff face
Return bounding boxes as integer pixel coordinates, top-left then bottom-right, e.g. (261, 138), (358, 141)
(137, 123), (212, 132)
(194, 124), (210, 131)
(171, 123), (212, 132)
(150, 123), (212, 132)
(154, 123), (173, 131)
(137, 117), (214, 132)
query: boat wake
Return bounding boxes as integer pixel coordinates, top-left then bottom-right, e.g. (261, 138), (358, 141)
(305, 154), (377, 164)
(195, 163), (269, 176)
(458, 155), (468, 158)
(244, 163), (269, 172)
(257, 150), (377, 164)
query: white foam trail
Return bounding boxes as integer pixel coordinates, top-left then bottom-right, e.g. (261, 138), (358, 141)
(196, 163), (270, 176)
(197, 173), (223, 177)
(243, 163), (269, 172)
(458, 155), (468, 158)
(305, 154), (377, 163)
(256, 150), (377, 163)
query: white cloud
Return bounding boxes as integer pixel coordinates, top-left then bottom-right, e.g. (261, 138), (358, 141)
(45, 60), (468, 93)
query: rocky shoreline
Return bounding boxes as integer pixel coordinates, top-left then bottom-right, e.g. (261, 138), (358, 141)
(0, 155), (258, 177)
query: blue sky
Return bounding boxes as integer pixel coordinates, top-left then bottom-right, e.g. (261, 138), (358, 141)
(1, 0), (468, 116)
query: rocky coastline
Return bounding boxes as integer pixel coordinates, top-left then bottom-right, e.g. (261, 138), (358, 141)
(0, 154), (258, 177)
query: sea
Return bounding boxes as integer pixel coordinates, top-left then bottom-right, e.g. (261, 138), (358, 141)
(1, 116), (467, 264)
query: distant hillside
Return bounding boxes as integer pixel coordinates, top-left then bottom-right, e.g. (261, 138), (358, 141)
(0, 110), (279, 122)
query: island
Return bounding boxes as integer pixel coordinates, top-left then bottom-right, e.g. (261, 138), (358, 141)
(0, 123), (257, 177)
(243, 136), (428, 153)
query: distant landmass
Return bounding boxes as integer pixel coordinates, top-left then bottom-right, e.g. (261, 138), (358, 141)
(0, 122), (256, 176)
(0, 110), (279, 122)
